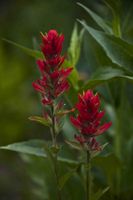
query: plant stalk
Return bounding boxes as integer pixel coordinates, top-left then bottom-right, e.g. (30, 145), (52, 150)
(86, 150), (91, 200)
(51, 103), (62, 200)
(53, 153), (61, 200)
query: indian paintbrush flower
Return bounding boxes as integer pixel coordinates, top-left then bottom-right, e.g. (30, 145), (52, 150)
(32, 30), (73, 146)
(33, 30), (73, 105)
(32, 30), (73, 200)
(70, 90), (112, 151)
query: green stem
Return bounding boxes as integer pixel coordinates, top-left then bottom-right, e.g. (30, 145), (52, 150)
(112, 11), (123, 196)
(86, 150), (91, 200)
(51, 102), (62, 200)
(53, 153), (62, 200)
(51, 103), (57, 147)
(115, 81), (125, 197)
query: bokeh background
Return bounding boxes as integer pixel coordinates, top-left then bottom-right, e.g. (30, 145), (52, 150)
(0, 0), (133, 199)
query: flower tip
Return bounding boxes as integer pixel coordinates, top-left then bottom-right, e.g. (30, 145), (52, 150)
(40, 32), (44, 37)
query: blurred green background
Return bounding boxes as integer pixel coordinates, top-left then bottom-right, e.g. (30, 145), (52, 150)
(0, 0), (133, 199)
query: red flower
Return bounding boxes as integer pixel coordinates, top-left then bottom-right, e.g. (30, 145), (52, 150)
(70, 90), (112, 151)
(41, 30), (64, 59)
(33, 30), (72, 105)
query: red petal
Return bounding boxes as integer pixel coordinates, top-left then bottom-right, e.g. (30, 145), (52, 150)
(36, 60), (44, 72)
(32, 82), (44, 93)
(51, 71), (60, 79)
(70, 116), (81, 129)
(47, 30), (58, 40)
(42, 97), (52, 105)
(55, 81), (69, 96)
(56, 34), (64, 54)
(95, 122), (112, 136)
(75, 135), (86, 144)
(60, 68), (73, 78)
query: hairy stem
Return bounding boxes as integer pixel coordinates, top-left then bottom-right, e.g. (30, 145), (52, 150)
(51, 103), (62, 200)
(53, 153), (61, 200)
(86, 150), (91, 200)
(51, 103), (57, 147)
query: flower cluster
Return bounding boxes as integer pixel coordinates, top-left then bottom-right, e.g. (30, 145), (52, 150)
(70, 90), (112, 151)
(33, 30), (72, 105)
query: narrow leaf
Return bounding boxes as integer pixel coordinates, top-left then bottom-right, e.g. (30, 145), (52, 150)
(77, 2), (112, 34)
(3, 39), (44, 59)
(78, 20), (133, 70)
(65, 140), (83, 150)
(82, 67), (133, 89)
(68, 23), (84, 66)
(29, 116), (51, 127)
(0, 140), (79, 165)
(66, 23), (84, 90)
(0, 140), (46, 157)
(91, 143), (109, 158)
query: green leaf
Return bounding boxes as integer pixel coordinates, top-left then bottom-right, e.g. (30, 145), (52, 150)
(92, 187), (110, 200)
(104, 0), (121, 37)
(0, 140), (79, 165)
(78, 20), (133, 70)
(65, 140), (83, 151)
(64, 59), (79, 90)
(0, 140), (46, 157)
(29, 116), (51, 127)
(77, 3), (112, 34)
(66, 23), (84, 90)
(82, 67), (133, 89)
(68, 23), (84, 66)
(3, 39), (43, 59)
(91, 143), (109, 158)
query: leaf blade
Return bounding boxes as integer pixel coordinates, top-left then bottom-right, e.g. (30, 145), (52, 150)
(3, 39), (43, 59)
(0, 140), (79, 165)
(77, 2), (112, 34)
(29, 116), (51, 127)
(82, 67), (133, 90)
(78, 20), (133, 70)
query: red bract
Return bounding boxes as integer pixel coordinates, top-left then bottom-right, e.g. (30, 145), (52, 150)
(41, 30), (64, 59)
(33, 30), (72, 105)
(70, 90), (112, 151)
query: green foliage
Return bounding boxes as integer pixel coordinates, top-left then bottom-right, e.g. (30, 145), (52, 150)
(77, 3), (112, 34)
(3, 39), (44, 59)
(65, 24), (84, 90)
(78, 0), (133, 199)
(29, 116), (51, 127)
(65, 140), (83, 151)
(0, 140), (78, 165)
(0, 140), (46, 158)
(78, 20), (133, 70)
(83, 66), (133, 89)
(68, 23), (84, 66)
